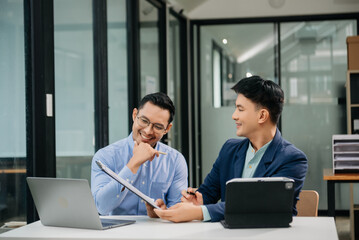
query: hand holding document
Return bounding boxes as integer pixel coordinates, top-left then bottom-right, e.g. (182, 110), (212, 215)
(96, 160), (160, 209)
(145, 199), (167, 218)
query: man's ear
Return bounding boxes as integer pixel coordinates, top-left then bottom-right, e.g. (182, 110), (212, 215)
(164, 123), (173, 134)
(258, 109), (270, 124)
(132, 108), (138, 122)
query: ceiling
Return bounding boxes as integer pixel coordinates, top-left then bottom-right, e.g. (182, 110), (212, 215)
(168, 0), (359, 19)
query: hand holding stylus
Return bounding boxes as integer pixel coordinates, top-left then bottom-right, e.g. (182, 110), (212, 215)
(181, 187), (203, 205)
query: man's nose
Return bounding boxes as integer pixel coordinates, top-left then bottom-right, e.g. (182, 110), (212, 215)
(232, 111), (237, 120)
(143, 124), (154, 133)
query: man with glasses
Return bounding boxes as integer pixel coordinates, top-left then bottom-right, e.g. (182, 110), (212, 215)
(91, 92), (188, 217)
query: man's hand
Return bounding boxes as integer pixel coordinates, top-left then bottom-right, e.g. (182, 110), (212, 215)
(154, 202), (203, 223)
(181, 187), (203, 205)
(127, 141), (160, 174)
(146, 199), (167, 218)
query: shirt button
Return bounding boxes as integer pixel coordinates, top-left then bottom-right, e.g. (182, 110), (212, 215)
(131, 180), (134, 184)
(116, 194), (119, 198)
(141, 200), (144, 203)
(249, 165), (252, 169)
(142, 181), (145, 185)
(126, 178), (129, 182)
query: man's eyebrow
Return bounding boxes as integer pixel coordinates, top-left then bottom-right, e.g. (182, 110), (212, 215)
(235, 104), (244, 108)
(138, 115), (148, 120)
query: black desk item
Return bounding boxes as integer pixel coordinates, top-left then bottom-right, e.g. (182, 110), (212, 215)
(221, 177), (294, 228)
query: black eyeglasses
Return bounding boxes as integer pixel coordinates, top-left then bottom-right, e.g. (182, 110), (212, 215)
(136, 115), (167, 133)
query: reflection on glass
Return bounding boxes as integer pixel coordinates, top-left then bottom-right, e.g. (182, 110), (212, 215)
(167, 14), (181, 150)
(213, 46), (221, 108)
(230, 24), (275, 81)
(107, 0), (128, 144)
(208, 24), (275, 108)
(200, 23), (276, 179)
(222, 55), (236, 107)
(54, 0), (94, 182)
(0, 0), (26, 225)
(280, 20), (357, 209)
(140, 0), (160, 97)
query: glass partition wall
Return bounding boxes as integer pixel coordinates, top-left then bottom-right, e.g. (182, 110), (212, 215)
(197, 19), (357, 210)
(107, 0), (128, 144)
(1, 0), (184, 225)
(280, 20), (358, 210)
(0, 0), (26, 227)
(140, 0), (160, 97)
(167, 13), (182, 151)
(199, 23), (276, 178)
(54, 0), (95, 183)
(54, 0), (129, 182)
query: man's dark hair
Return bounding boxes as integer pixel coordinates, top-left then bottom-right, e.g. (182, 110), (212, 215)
(138, 92), (175, 123)
(231, 76), (284, 124)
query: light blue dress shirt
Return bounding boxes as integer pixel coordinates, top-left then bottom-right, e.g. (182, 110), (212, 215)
(202, 140), (272, 222)
(241, 140), (272, 178)
(91, 133), (188, 216)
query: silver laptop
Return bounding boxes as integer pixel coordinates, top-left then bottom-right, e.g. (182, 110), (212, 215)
(26, 177), (135, 230)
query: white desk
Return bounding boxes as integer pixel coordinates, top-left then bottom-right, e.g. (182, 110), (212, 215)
(0, 216), (338, 240)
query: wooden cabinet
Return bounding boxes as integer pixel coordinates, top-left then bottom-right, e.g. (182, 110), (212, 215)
(347, 36), (359, 70)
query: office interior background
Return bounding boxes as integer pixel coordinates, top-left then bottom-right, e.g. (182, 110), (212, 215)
(1, 0), (359, 225)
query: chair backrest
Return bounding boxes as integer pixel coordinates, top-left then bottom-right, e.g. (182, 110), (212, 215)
(296, 190), (319, 217)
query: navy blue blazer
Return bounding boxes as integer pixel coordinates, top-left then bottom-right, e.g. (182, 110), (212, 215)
(198, 129), (308, 222)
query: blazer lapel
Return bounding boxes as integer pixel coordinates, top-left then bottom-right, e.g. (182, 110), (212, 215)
(234, 139), (249, 178)
(253, 128), (281, 177)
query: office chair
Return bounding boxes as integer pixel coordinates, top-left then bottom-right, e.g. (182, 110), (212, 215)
(296, 190), (319, 217)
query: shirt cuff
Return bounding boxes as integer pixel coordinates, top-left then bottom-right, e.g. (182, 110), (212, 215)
(118, 165), (137, 184)
(201, 205), (211, 222)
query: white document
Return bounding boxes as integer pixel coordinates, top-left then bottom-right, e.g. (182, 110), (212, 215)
(96, 160), (160, 209)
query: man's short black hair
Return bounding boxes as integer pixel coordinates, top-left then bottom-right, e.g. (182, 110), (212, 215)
(138, 92), (175, 123)
(231, 76), (284, 124)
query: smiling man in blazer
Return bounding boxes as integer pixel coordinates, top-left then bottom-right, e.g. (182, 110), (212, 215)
(153, 75), (308, 223)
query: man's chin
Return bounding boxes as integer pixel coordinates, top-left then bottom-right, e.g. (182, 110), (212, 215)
(236, 131), (245, 137)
